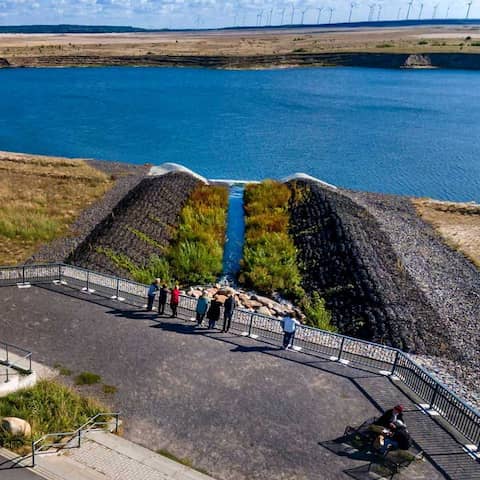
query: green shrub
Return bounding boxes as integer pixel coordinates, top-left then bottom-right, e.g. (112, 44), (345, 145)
(102, 385), (117, 395)
(301, 292), (337, 332)
(75, 371), (101, 385)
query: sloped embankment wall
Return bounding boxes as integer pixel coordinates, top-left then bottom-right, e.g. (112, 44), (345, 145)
(69, 172), (200, 277)
(288, 179), (456, 357)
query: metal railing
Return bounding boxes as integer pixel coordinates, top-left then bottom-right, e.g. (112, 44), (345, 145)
(1, 262), (479, 450)
(31, 412), (120, 466)
(0, 340), (32, 382)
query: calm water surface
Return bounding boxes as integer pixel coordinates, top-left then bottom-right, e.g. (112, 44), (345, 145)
(1, 67), (479, 201)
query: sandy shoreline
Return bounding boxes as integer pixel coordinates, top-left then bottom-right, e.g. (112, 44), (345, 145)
(1, 25), (480, 69)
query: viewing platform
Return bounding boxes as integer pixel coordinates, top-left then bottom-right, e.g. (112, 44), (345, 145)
(0, 265), (479, 479)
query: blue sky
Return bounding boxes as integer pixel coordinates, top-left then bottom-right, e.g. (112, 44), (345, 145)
(0, 0), (477, 29)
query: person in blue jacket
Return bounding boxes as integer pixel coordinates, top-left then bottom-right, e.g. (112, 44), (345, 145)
(146, 278), (160, 311)
(196, 291), (210, 326)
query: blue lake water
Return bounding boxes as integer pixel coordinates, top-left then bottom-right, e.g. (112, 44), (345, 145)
(1, 67), (480, 201)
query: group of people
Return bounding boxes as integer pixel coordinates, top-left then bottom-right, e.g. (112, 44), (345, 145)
(146, 279), (237, 331)
(195, 290), (237, 332)
(147, 279), (180, 317)
(370, 404), (412, 454)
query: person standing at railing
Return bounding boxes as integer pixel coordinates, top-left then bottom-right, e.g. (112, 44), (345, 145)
(207, 295), (222, 329)
(146, 278), (160, 311)
(222, 291), (237, 333)
(158, 283), (168, 315)
(282, 313), (300, 350)
(170, 284), (180, 318)
(196, 291), (210, 326)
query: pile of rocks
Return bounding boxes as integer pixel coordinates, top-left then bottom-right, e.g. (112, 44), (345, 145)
(186, 285), (301, 319)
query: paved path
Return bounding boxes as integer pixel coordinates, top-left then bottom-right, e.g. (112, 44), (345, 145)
(0, 284), (478, 480)
(0, 454), (45, 480)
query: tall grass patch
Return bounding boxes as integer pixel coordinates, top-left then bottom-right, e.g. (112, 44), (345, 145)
(240, 181), (303, 298)
(0, 379), (107, 442)
(0, 152), (113, 264)
(169, 184), (228, 284)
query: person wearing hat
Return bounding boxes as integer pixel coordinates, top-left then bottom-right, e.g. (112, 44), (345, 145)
(374, 405), (406, 430)
(147, 278), (160, 311)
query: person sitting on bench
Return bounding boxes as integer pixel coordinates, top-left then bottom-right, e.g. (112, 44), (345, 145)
(374, 405), (405, 430)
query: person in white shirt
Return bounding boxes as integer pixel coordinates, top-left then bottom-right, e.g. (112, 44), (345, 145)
(282, 313), (301, 349)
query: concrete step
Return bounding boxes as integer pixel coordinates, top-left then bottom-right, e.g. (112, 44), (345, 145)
(66, 431), (215, 480)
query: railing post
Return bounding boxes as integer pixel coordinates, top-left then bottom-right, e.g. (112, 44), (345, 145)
(78, 429), (81, 448)
(58, 264), (62, 282)
(22, 265), (25, 284)
(5, 345), (9, 383)
(115, 414), (119, 434)
(430, 382), (440, 409)
(86, 272), (90, 292)
(115, 278), (120, 300)
(338, 337), (345, 361)
(29, 354), (32, 374)
(391, 350), (399, 375)
(248, 313), (254, 336)
(31, 440), (35, 467)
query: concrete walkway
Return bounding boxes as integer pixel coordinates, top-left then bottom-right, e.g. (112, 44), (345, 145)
(0, 284), (478, 479)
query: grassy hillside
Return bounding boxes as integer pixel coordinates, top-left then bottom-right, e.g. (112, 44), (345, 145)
(0, 152), (113, 265)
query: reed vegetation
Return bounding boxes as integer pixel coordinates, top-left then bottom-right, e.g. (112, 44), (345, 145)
(240, 181), (303, 298)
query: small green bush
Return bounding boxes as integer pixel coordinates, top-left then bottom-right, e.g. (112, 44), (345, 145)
(75, 371), (101, 385)
(102, 385), (117, 395)
(301, 292), (337, 332)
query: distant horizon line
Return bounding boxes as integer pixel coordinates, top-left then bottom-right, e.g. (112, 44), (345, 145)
(1, 18), (480, 34)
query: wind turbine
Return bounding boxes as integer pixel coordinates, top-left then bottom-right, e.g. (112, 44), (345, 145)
(301, 7), (309, 24)
(348, 2), (358, 22)
(432, 3), (439, 18)
(418, 3), (424, 19)
(257, 10), (263, 26)
(316, 7), (324, 24)
(291, 3), (296, 24)
(406, 1), (414, 19)
(280, 7), (286, 25)
(368, 3), (376, 21)
(397, 6), (403, 19)
(446, 4), (451, 17)
(466, 1), (473, 18)
(377, 3), (383, 20)
(268, 8), (273, 25)
(328, 6), (335, 23)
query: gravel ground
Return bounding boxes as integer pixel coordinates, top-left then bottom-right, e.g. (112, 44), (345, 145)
(411, 354), (480, 413)
(30, 159), (148, 263)
(345, 189), (480, 414)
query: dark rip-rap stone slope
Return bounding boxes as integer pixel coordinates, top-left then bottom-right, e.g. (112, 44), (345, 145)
(288, 179), (474, 361)
(68, 172), (201, 277)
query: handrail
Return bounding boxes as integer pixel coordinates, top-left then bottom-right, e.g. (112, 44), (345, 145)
(0, 262), (479, 450)
(0, 340), (32, 382)
(31, 412), (120, 466)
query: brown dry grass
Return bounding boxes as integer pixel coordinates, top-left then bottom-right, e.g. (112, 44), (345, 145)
(0, 151), (113, 265)
(1, 25), (480, 64)
(414, 198), (480, 268)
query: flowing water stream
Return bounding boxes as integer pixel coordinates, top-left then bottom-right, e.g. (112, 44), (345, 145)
(221, 185), (246, 284)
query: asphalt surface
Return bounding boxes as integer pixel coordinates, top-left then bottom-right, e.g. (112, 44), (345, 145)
(1, 284), (478, 480)
(0, 455), (43, 480)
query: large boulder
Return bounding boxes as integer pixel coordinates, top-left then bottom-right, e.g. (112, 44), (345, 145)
(1, 417), (32, 438)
